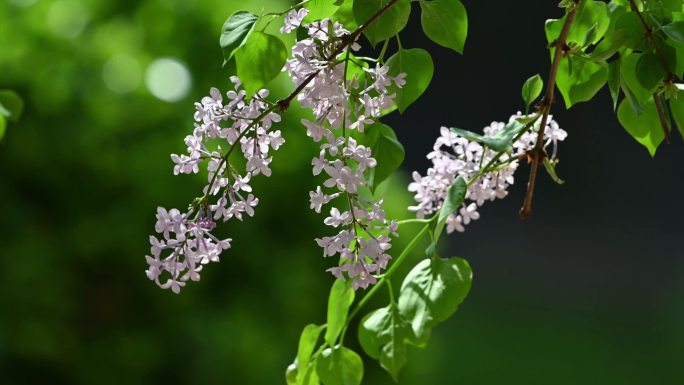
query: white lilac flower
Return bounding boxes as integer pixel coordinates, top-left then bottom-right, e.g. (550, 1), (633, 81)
(145, 206), (232, 294)
(409, 113), (567, 233)
(280, 8), (309, 34)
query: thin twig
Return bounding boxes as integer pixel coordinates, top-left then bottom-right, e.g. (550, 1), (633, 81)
(520, 0), (581, 220)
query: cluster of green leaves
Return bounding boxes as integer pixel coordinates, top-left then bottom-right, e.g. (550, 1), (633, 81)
(0, 90), (23, 142)
(542, 0), (684, 156)
(288, 260), (472, 384)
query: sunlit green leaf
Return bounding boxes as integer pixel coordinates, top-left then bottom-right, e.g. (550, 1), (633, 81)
(556, 55), (608, 108)
(220, 11), (258, 64)
(669, 93), (684, 139)
(545, 0), (609, 47)
(437, 176), (467, 226)
(316, 346), (363, 385)
(386, 48), (434, 113)
(666, 40), (684, 78)
(621, 52), (653, 108)
(419, 0), (468, 53)
(334, 0), (359, 30)
(0, 114), (6, 142)
(614, 11), (648, 50)
(608, 59), (621, 110)
(235, 32), (287, 96)
(305, 0), (341, 22)
(324, 279), (355, 346)
(521, 74), (544, 113)
(297, 324), (324, 382)
(636, 52), (667, 91)
(358, 123), (405, 191)
(397, 257), (472, 340)
(617, 98), (664, 156)
(286, 362), (298, 385)
(662, 21), (684, 42)
(358, 305), (413, 380)
(543, 158), (565, 185)
(449, 119), (527, 152)
(0, 90), (24, 123)
(353, 0), (411, 46)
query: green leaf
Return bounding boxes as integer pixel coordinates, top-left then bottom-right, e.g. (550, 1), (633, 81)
(235, 32), (287, 96)
(358, 305), (413, 380)
(359, 123), (405, 190)
(437, 177), (467, 226)
(662, 21), (684, 42)
(608, 59), (621, 110)
(621, 52), (652, 109)
(220, 11), (258, 65)
(316, 346), (363, 385)
(613, 11), (646, 48)
(353, 0), (411, 46)
(543, 158), (565, 185)
(666, 40), (684, 78)
(286, 362), (298, 385)
(297, 324), (324, 381)
(386, 48), (434, 113)
(556, 55), (608, 108)
(334, 0), (359, 31)
(669, 93), (684, 139)
(636, 52), (667, 91)
(0, 114), (6, 142)
(0, 90), (24, 123)
(449, 119), (527, 152)
(324, 279), (355, 346)
(397, 257), (473, 340)
(617, 98), (665, 156)
(589, 29), (627, 61)
(419, 0), (468, 53)
(521, 74), (544, 113)
(545, 0), (610, 47)
(305, 0), (341, 22)
(307, 0), (341, 20)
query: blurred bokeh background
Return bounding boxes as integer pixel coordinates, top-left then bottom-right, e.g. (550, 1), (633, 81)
(1, 0), (682, 384)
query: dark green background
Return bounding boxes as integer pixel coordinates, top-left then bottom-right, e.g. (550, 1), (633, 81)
(1, 0), (682, 383)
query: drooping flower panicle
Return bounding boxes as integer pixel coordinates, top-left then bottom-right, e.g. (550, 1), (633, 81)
(286, 19), (406, 290)
(146, 76), (284, 293)
(409, 113), (567, 233)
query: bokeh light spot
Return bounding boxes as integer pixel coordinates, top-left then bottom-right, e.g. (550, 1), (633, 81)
(102, 54), (142, 94)
(46, 0), (90, 38)
(144, 58), (192, 103)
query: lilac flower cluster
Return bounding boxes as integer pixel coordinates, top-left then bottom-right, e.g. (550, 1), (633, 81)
(409, 113), (567, 233)
(283, 17), (405, 289)
(145, 77), (284, 293)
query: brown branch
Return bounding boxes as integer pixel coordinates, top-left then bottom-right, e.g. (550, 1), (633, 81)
(653, 92), (671, 144)
(519, 0), (581, 220)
